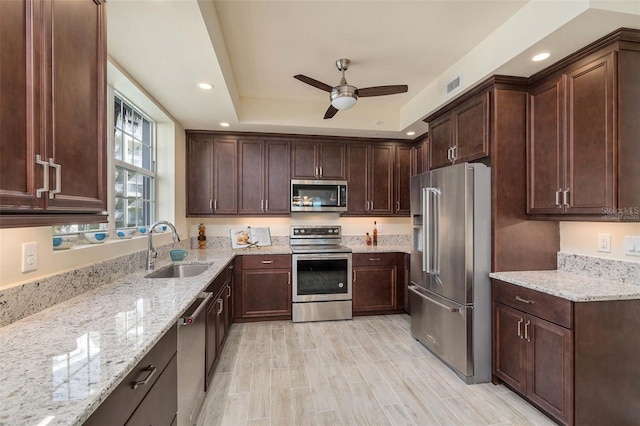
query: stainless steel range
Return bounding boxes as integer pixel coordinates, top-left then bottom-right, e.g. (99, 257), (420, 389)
(290, 225), (352, 322)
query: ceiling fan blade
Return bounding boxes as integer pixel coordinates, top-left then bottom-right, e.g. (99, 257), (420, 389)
(357, 85), (408, 97)
(324, 105), (339, 119)
(294, 74), (333, 92)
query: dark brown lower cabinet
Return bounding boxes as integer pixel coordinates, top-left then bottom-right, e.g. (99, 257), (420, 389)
(492, 279), (640, 425)
(84, 326), (177, 426)
(352, 253), (404, 315)
(205, 261), (234, 389)
(234, 255), (292, 321)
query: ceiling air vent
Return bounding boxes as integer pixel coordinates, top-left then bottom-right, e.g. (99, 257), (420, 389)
(446, 74), (462, 96)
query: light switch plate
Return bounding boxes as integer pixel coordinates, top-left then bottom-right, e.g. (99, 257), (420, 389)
(624, 236), (640, 257)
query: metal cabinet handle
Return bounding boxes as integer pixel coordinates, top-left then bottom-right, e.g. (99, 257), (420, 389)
(48, 158), (61, 199)
(131, 365), (157, 389)
(563, 188), (570, 207)
(517, 318), (523, 338)
(227, 285), (231, 298)
(368, 258), (381, 261)
(555, 190), (561, 207)
(524, 320), (531, 342)
(451, 145), (457, 161)
(515, 296), (535, 304)
(315, 166), (319, 177)
(261, 199), (264, 212)
(261, 260), (273, 264)
(319, 166), (323, 176)
(35, 155), (49, 198)
(287, 272), (291, 285)
(209, 199), (213, 211)
(265, 199), (269, 211)
(396, 201), (400, 212)
(353, 270), (357, 282)
(214, 199), (218, 211)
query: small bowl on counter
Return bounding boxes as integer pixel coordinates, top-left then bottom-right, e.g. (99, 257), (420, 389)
(83, 231), (109, 244)
(116, 228), (136, 239)
(53, 234), (78, 250)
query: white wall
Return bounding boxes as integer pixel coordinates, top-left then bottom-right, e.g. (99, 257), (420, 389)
(560, 221), (640, 261)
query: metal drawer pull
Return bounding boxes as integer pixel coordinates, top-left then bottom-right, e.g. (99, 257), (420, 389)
(132, 365), (157, 389)
(515, 296), (535, 304)
(217, 298), (223, 314)
(517, 318), (523, 338)
(261, 260), (273, 264)
(524, 320), (531, 342)
(48, 158), (62, 199)
(369, 258), (381, 261)
(35, 155), (49, 198)
(227, 286), (231, 298)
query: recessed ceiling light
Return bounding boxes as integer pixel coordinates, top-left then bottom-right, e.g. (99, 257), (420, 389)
(198, 82), (213, 90)
(219, 122), (230, 127)
(532, 52), (550, 62)
(406, 131), (416, 136)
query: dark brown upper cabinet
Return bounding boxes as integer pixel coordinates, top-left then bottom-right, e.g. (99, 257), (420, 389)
(0, 0), (107, 228)
(291, 141), (346, 180)
(186, 133), (237, 216)
(394, 144), (412, 215)
(411, 136), (429, 176)
(527, 28), (640, 220)
(345, 143), (395, 216)
(238, 139), (290, 215)
(426, 91), (490, 170)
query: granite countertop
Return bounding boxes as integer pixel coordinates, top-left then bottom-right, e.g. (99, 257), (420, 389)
(489, 270), (640, 302)
(0, 244), (410, 425)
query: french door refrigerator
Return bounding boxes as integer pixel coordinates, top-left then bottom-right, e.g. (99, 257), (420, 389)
(409, 162), (491, 384)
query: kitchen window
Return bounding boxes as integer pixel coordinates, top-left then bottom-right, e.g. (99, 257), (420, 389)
(113, 94), (156, 229)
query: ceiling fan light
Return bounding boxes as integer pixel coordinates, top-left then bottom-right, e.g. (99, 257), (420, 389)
(330, 85), (358, 110)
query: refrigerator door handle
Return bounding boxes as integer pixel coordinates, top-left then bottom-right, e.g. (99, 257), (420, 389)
(422, 187), (439, 274)
(409, 285), (459, 313)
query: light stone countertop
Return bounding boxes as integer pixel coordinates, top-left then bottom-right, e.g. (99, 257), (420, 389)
(0, 244), (408, 425)
(489, 270), (640, 302)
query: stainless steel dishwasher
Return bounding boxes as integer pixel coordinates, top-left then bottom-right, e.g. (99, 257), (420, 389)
(177, 292), (212, 426)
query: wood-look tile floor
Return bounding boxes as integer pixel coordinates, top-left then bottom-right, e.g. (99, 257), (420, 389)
(197, 315), (555, 426)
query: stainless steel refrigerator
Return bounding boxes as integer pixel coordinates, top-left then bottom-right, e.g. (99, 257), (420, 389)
(409, 162), (491, 384)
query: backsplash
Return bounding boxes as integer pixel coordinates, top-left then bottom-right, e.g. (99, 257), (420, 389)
(189, 234), (410, 249)
(558, 252), (640, 286)
(0, 241), (187, 327)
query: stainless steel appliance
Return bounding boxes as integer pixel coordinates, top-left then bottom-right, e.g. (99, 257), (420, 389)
(410, 162), (491, 384)
(290, 225), (352, 322)
(291, 180), (347, 212)
(177, 292), (212, 426)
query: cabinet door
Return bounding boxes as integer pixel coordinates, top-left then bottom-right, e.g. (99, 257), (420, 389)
(238, 140), (264, 214)
(205, 298), (218, 386)
(264, 140), (290, 214)
(187, 135), (215, 215)
(346, 144), (368, 215)
(565, 52), (615, 214)
(527, 76), (564, 214)
(291, 141), (317, 179)
(429, 114), (453, 170)
(412, 137), (428, 176)
(454, 92), (489, 163)
(45, 0), (106, 212)
(213, 138), (237, 214)
(224, 281), (233, 334)
(241, 269), (291, 318)
(352, 265), (396, 312)
(125, 356), (178, 426)
(394, 144), (412, 215)
(0, 0), (45, 211)
(317, 142), (346, 179)
(527, 315), (573, 425)
(369, 144), (394, 215)
(215, 295), (225, 356)
(493, 303), (527, 394)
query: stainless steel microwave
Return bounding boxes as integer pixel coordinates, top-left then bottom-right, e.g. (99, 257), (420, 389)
(291, 179), (347, 212)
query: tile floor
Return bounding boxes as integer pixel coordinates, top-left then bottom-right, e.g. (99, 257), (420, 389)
(197, 314), (555, 426)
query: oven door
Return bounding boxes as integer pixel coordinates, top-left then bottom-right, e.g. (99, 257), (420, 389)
(292, 253), (352, 302)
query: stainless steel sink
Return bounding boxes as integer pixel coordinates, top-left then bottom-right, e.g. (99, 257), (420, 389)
(144, 263), (211, 279)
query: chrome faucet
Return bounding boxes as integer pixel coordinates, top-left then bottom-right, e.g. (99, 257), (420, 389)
(147, 221), (180, 270)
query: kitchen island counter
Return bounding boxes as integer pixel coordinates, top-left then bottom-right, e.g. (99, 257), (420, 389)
(489, 270), (640, 302)
(0, 246), (288, 426)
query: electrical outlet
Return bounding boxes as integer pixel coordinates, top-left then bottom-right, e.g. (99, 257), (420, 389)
(22, 242), (38, 272)
(597, 234), (611, 253)
(377, 223), (383, 232)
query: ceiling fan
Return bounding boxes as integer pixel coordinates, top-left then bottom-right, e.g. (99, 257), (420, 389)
(294, 58), (408, 119)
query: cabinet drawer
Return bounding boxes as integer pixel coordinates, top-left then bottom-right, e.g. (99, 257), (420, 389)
(242, 254), (291, 269)
(84, 325), (177, 426)
(492, 279), (573, 329)
(353, 252), (396, 266)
